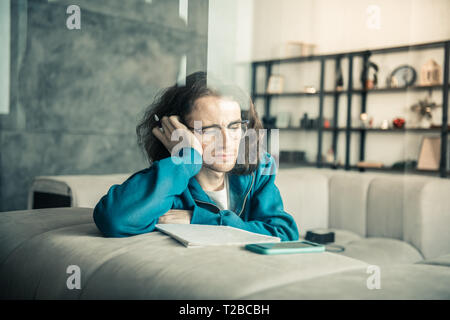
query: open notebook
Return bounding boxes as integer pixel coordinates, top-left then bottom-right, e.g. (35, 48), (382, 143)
(155, 224), (281, 248)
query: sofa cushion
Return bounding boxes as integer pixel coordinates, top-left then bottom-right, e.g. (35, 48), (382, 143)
(275, 168), (330, 236)
(328, 172), (377, 237)
(402, 178), (450, 260)
(240, 264), (450, 299)
(336, 237), (424, 266)
(312, 229), (424, 266)
(28, 168), (450, 260)
(0, 207), (94, 265)
(277, 168), (450, 260)
(1, 208), (448, 299)
(0, 208), (369, 299)
(328, 228), (363, 245)
(416, 254), (450, 268)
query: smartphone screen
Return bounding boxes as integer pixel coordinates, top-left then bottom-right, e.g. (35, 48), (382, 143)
(254, 241), (320, 249)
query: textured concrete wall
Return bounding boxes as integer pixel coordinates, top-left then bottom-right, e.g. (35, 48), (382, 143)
(0, 0), (208, 211)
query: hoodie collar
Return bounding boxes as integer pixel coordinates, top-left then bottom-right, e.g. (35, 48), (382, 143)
(188, 172), (254, 214)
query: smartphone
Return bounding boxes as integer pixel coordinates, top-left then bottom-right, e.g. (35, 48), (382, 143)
(245, 240), (325, 255)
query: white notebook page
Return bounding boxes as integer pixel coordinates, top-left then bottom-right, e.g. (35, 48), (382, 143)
(155, 224), (281, 248)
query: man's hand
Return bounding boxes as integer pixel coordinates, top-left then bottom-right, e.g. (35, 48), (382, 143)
(157, 209), (192, 224)
(151, 115), (203, 157)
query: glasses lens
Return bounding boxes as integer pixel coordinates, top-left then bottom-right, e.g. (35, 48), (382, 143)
(227, 121), (248, 139)
(203, 127), (220, 135)
(241, 122), (248, 136)
(199, 121), (249, 141)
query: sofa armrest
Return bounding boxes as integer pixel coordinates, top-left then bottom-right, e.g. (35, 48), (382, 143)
(28, 174), (132, 209)
(403, 177), (450, 260)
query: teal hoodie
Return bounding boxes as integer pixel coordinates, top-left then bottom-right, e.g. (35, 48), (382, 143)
(93, 147), (299, 241)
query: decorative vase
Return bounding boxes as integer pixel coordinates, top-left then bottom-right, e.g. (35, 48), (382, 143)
(419, 117), (432, 129)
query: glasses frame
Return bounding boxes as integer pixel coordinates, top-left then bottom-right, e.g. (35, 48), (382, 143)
(185, 119), (250, 138)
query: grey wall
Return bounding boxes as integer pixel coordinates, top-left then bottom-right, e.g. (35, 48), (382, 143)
(0, 0), (208, 212)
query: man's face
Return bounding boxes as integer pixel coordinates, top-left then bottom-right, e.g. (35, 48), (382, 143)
(186, 96), (243, 172)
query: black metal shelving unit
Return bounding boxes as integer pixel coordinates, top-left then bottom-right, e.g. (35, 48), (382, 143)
(251, 40), (450, 178)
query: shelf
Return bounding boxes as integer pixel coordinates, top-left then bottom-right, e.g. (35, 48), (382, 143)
(353, 84), (446, 93)
(254, 92), (332, 98)
(253, 84), (446, 99)
(350, 166), (450, 177)
(252, 40), (450, 178)
(276, 126), (446, 132)
(278, 162), (316, 169)
(252, 40), (449, 65)
(347, 127), (446, 132)
(276, 127), (322, 131)
(278, 161), (344, 170)
(279, 162), (450, 177)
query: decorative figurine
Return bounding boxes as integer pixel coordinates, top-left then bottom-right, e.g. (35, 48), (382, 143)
(387, 65), (416, 88)
(300, 113), (309, 128)
(360, 113), (369, 128)
(335, 58), (344, 91)
(303, 86), (317, 94)
(326, 147), (335, 163)
(360, 113), (374, 128)
(392, 117), (405, 129)
(282, 41), (317, 58)
(284, 41), (303, 58)
(361, 60), (379, 90)
(300, 43), (317, 56)
(410, 95), (441, 128)
(262, 115), (277, 129)
(380, 119), (390, 130)
(420, 59), (442, 86)
(417, 137), (441, 170)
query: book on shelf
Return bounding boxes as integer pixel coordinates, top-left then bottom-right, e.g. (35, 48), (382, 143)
(356, 161), (384, 168)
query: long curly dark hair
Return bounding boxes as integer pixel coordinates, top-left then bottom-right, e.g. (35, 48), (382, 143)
(136, 71), (265, 175)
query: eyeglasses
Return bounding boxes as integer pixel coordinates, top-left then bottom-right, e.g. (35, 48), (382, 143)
(186, 120), (249, 140)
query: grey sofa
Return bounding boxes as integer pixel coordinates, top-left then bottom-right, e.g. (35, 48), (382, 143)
(1, 167), (449, 299)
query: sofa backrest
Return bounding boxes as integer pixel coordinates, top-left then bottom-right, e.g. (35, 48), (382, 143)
(275, 167), (450, 259)
(274, 168), (331, 235)
(29, 167), (450, 259)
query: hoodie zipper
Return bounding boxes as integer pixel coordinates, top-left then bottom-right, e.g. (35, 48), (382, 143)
(194, 172), (255, 216)
(194, 199), (221, 213)
(238, 172), (255, 217)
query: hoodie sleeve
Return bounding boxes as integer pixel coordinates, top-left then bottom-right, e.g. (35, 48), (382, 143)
(191, 152), (300, 241)
(93, 147), (202, 237)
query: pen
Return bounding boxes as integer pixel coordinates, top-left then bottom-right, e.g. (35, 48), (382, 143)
(154, 114), (164, 132)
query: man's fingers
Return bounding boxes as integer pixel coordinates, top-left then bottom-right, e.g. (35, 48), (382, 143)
(152, 127), (168, 145)
(161, 121), (173, 139)
(151, 126), (163, 140)
(157, 210), (192, 224)
(162, 116), (176, 132)
(168, 115), (185, 129)
(166, 116), (203, 147)
(158, 217), (189, 224)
